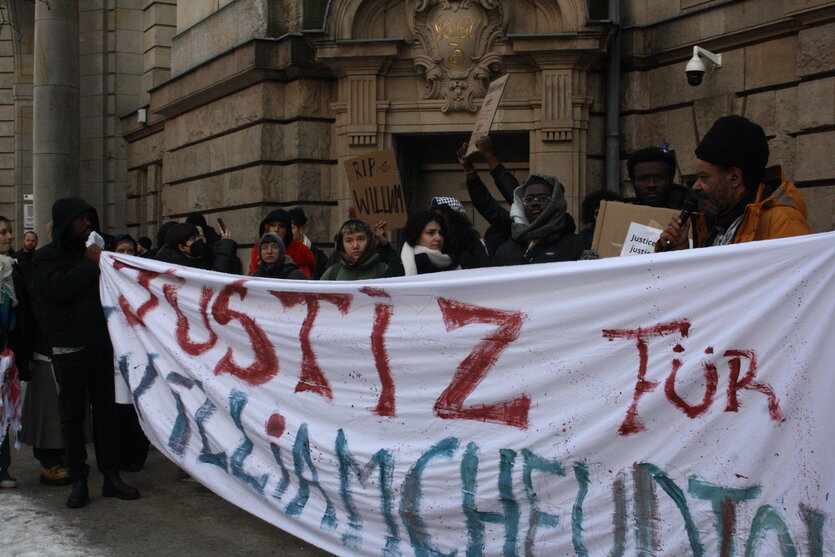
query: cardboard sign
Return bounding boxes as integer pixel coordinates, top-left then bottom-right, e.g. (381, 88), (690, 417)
(343, 148), (408, 230)
(465, 74), (510, 158)
(593, 201), (684, 257)
(620, 222), (664, 256)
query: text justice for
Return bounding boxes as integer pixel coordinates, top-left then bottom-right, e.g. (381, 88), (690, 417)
(113, 260), (786, 435)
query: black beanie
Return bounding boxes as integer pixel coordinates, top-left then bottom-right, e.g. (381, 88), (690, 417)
(695, 115), (769, 188)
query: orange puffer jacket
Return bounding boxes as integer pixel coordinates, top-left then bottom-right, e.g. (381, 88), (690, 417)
(690, 167), (811, 247)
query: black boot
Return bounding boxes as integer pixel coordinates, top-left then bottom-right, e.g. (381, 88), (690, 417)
(102, 470), (140, 500)
(66, 479), (89, 509)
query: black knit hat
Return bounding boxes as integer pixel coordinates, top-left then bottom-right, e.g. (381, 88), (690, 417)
(696, 115), (769, 188)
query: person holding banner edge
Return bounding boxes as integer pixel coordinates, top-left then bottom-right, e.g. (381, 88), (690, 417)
(658, 115), (811, 250)
(31, 198), (140, 508)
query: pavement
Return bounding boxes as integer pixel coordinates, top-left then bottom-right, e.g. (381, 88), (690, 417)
(0, 443), (333, 557)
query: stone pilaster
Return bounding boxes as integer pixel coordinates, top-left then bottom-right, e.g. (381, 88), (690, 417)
(33, 0), (79, 236)
(510, 37), (606, 217)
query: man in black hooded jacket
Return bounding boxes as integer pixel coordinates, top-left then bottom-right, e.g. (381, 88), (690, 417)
(31, 197), (140, 509)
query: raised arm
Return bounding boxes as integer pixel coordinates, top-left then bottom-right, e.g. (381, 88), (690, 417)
(475, 136), (518, 204)
(457, 142), (512, 239)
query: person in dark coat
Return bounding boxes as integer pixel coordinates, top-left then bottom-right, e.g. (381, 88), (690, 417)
(626, 146), (693, 209)
(429, 196), (491, 269)
(247, 209), (316, 278)
(400, 211), (461, 275)
(15, 224), (72, 487)
(457, 143), (586, 266)
(456, 136), (516, 256)
(155, 222), (239, 273)
(146, 220), (177, 259)
(288, 208), (329, 279)
(579, 189), (621, 247)
(31, 198), (140, 508)
(250, 233), (307, 280)
(13, 231), (38, 263)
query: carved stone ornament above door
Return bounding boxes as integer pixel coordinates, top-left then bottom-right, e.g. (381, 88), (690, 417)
(408, 0), (506, 112)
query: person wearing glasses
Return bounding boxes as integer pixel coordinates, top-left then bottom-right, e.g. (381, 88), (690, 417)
(457, 140), (586, 266)
(250, 232), (307, 280)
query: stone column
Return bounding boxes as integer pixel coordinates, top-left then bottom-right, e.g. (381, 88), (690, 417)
(33, 1), (79, 237)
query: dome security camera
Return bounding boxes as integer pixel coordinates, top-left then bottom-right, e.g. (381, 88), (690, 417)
(685, 56), (706, 86)
(685, 46), (722, 87)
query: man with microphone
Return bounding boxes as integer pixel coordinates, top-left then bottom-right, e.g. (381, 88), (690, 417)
(659, 115), (811, 250)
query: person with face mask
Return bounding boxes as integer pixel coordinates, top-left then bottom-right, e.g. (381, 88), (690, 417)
(155, 223), (210, 268)
(155, 222), (239, 273)
(31, 198), (140, 508)
(320, 219), (401, 280)
(457, 143), (587, 266)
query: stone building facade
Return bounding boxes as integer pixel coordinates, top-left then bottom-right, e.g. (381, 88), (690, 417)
(1, 0), (832, 262)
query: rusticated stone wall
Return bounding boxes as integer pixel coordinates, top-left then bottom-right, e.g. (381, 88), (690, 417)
(617, 0), (834, 232)
(123, 37), (336, 262)
(119, 0), (833, 262)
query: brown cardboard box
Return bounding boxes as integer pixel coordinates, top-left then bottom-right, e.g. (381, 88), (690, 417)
(592, 201), (684, 258)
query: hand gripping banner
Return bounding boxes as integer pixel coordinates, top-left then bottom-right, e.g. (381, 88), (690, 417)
(100, 232), (835, 556)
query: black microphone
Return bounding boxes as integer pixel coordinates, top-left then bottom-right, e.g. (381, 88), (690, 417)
(661, 198), (699, 251)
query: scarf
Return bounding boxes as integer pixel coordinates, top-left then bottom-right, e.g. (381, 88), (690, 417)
(509, 175), (569, 244)
(705, 187), (756, 247)
(400, 244), (458, 276)
(0, 255), (17, 307)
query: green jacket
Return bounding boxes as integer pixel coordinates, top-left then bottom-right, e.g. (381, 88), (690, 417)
(320, 252), (388, 281)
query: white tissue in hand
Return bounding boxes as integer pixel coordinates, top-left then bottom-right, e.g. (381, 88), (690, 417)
(85, 231), (105, 249)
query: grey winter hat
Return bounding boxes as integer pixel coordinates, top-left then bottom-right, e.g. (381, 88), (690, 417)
(258, 232), (285, 264)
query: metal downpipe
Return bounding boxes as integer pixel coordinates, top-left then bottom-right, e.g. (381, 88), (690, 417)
(604, 0), (621, 194)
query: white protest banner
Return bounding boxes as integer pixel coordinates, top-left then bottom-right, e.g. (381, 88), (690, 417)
(101, 232), (835, 556)
(0, 350), (21, 448)
(465, 74), (510, 158)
